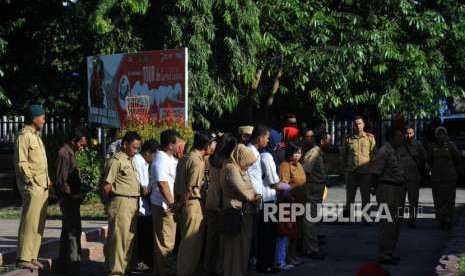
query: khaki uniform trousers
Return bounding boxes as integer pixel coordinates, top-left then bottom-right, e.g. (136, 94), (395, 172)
(204, 210), (223, 275)
(403, 180), (420, 222)
(17, 185), (49, 262)
(152, 205), (177, 276)
(346, 173), (372, 211)
(432, 181), (456, 224)
(376, 182), (403, 259)
(104, 196), (138, 275)
(223, 213), (254, 276)
(177, 200), (205, 276)
(303, 182), (324, 254)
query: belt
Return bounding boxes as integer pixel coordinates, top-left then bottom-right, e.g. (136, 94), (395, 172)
(379, 180), (403, 186)
(110, 194), (139, 199)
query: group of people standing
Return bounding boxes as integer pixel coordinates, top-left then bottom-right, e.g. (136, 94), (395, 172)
(12, 104), (463, 275)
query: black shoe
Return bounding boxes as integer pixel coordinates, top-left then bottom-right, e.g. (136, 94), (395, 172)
(303, 251), (325, 260)
(378, 257), (399, 265)
(261, 267), (280, 274)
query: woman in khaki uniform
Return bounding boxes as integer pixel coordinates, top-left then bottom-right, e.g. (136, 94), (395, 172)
(204, 134), (237, 276)
(221, 144), (261, 276)
(428, 127), (461, 229)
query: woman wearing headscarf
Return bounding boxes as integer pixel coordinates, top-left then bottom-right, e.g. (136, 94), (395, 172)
(427, 126), (462, 229)
(222, 144), (261, 276)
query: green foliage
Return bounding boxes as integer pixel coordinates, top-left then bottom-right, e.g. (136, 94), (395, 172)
(119, 118), (195, 151)
(75, 148), (103, 203)
(1, 0), (465, 123)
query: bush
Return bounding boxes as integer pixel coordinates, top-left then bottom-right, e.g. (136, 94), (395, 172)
(119, 118), (195, 151)
(75, 148), (103, 203)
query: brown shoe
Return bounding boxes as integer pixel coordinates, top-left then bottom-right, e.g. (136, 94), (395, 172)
(31, 259), (44, 270)
(16, 261), (38, 271)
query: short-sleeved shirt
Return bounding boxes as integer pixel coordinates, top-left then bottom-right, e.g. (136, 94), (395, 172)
(14, 125), (50, 191)
(150, 150), (178, 209)
(260, 152), (278, 203)
(133, 153), (151, 216)
(370, 142), (405, 184)
(342, 132), (376, 174)
(302, 146), (327, 183)
(173, 150), (205, 200)
(104, 151), (140, 197)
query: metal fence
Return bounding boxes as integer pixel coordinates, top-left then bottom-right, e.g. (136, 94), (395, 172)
(0, 116), (69, 143)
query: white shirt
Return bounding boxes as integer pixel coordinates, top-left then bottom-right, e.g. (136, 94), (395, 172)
(133, 154), (151, 216)
(150, 150), (178, 210)
(260, 152), (278, 202)
(247, 144), (263, 195)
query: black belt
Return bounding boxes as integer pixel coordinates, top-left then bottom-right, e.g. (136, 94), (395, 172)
(379, 180), (403, 186)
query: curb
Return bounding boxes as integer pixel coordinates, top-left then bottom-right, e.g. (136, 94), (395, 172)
(435, 210), (465, 275)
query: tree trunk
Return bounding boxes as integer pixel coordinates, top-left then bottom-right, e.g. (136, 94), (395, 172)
(266, 68), (283, 107)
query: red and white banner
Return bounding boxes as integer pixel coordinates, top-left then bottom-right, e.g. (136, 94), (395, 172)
(87, 48), (188, 127)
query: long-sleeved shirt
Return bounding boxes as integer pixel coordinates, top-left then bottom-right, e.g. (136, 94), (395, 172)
(55, 143), (82, 197)
(260, 152), (278, 203)
(133, 153), (151, 216)
(14, 125), (50, 194)
(302, 146), (327, 183)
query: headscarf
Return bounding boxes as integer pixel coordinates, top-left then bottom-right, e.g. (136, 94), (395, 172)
(283, 126), (299, 142)
(434, 126), (448, 139)
(230, 144), (257, 171)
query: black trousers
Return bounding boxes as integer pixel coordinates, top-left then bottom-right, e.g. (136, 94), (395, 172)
(256, 208), (277, 272)
(137, 215), (154, 267)
(59, 198), (82, 276)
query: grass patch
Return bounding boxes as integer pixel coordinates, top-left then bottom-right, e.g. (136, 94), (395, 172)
(0, 200), (106, 220)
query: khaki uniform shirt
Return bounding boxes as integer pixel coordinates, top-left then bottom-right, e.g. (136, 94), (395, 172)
(397, 140), (426, 182)
(221, 162), (256, 214)
(428, 141), (461, 182)
(302, 146), (327, 183)
(174, 150), (205, 200)
(104, 151), (140, 197)
(205, 165), (222, 211)
(370, 142), (405, 184)
(14, 125), (50, 190)
(342, 132), (376, 174)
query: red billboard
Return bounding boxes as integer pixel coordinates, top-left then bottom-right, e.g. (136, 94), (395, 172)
(87, 48), (188, 127)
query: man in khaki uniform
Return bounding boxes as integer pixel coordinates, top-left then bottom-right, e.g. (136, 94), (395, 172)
(342, 115), (376, 215)
(14, 105), (50, 270)
(370, 128), (405, 265)
(175, 131), (215, 276)
(302, 131), (331, 260)
(397, 125), (426, 227)
(102, 131), (143, 275)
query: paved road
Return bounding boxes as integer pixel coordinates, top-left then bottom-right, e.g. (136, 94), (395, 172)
(274, 182), (465, 276)
(1, 179), (461, 275)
